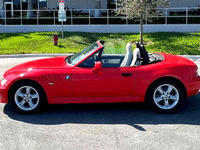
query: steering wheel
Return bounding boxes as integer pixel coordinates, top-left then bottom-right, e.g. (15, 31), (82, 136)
(79, 48), (104, 67)
(79, 55), (95, 67)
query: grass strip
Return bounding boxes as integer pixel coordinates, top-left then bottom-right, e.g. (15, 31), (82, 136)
(0, 32), (199, 55)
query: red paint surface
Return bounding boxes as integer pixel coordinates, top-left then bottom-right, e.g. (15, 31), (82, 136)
(0, 41), (200, 104)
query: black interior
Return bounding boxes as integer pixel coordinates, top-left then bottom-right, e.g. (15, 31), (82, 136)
(101, 54), (124, 68)
(78, 41), (162, 68)
(136, 42), (149, 65)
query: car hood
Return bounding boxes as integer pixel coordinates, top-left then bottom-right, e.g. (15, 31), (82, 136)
(4, 56), (72, 78)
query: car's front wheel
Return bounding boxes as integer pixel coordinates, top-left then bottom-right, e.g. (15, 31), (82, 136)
(147, 80), (184, 113)
(9, 81), (46, 114)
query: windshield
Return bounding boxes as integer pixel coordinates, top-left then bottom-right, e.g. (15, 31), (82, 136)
(67, 42), (99, 66)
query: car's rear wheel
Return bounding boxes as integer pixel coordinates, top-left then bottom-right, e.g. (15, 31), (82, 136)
(147, 80), (184, 113)
(9, 81), (46, 114)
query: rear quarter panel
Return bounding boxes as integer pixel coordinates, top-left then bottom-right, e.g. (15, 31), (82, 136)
(133, 57), (196, 102)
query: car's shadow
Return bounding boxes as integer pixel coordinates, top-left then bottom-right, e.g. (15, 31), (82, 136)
(4, 93), (200, 131)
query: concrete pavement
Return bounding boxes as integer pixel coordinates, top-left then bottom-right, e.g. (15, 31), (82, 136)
(0, 55), (200, 150)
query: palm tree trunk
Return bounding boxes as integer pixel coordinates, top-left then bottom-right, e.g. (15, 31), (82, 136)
(140, 16), (143, 44)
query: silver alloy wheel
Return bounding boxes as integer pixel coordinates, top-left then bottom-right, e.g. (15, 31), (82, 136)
(14, 86), (40, 111)
(153, 84), (179, 110)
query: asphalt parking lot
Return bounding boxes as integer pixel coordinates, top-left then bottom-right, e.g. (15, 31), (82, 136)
(0, 56), (200, 150)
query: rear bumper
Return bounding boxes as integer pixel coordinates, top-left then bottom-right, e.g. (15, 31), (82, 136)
(0, 80), (9, 103)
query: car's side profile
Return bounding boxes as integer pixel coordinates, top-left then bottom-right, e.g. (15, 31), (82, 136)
(0, 40), (200, 114)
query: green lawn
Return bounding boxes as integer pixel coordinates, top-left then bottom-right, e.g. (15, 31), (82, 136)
(0, 32), (199, 55)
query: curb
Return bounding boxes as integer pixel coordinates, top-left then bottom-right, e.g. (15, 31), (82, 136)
(0, 53), (71, 58)
(180, 55), (200, 59)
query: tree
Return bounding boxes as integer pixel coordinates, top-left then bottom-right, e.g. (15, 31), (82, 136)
(117, 0), (169, 44)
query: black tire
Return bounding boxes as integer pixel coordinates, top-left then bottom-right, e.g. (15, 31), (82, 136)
(147, 79), (184, 113)
(9, 81), (46, 114)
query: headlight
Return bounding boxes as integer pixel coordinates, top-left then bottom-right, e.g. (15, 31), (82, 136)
(198, 67), (200, 74)
(1, 78), (7, 86)
(196, 66), (200, 77)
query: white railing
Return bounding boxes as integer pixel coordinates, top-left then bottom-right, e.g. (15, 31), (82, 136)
(0, 7), (200, 25)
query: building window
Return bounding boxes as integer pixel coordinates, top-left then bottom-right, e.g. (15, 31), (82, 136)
(39, 0), (47, 9)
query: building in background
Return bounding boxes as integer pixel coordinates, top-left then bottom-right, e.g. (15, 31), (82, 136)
(0, 0), (199, 25)
(0, 0), (109, 18)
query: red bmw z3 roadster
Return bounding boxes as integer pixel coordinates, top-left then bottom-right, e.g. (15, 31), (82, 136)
(0, 40), (200, 114)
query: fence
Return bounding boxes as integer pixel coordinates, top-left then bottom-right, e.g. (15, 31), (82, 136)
(0, 7), (200, 25)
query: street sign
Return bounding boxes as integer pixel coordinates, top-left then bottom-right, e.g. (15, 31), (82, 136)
(59, 0), (65, 11)
(58, 10), (66, 22)
(58, 0), (66, 22)
(58, 0), (66, 39)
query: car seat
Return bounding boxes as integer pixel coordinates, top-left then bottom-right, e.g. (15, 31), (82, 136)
(130, 48), (141, 66)
(120, 43), (133, 67)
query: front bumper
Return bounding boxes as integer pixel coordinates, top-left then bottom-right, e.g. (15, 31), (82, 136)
(0, 80), (9, 103)
(186, 76), (200, 97)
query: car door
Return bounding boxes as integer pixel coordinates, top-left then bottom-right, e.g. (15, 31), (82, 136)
(72, 66), (137, 97)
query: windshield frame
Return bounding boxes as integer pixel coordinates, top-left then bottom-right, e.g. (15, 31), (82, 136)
(67, 40), (104, 67)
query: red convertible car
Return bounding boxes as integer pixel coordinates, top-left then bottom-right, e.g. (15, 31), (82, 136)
(0, 40), (200, 114)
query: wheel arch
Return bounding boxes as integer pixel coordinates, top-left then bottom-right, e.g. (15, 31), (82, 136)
(8, 79), (47, 104)
(145, 76), (187, 102)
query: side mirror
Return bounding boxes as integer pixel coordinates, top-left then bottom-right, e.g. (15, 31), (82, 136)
(92, 61), (102, 73)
